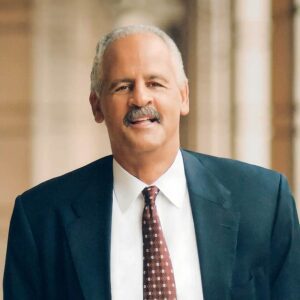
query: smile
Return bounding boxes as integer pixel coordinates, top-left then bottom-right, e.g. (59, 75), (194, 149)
(130, 117), (159, 125)
(123, 106), (161, 127)
(128, 117), (160, 129)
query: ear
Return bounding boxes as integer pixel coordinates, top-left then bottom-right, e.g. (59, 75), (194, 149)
(89, 92), (104, 123)
(179, 81), (189, 116)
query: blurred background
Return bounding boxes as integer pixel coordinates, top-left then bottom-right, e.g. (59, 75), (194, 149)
(1, 0), (300, 295)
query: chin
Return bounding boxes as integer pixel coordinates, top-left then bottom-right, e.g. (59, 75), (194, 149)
(129, 139), (163, 154)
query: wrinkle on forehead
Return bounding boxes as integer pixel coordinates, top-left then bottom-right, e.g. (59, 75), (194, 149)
(103, 32), (169, 60)
(101, 33), (175, 81)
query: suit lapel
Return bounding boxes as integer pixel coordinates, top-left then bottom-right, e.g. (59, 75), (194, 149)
(182, 150), (240, 300)
(65, 157), (113, 300)
(63, 151), (239, 299)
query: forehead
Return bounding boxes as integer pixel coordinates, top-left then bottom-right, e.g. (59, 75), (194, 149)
(102, 33), (174, 79)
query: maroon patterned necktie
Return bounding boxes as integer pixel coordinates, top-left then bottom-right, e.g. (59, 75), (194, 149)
(142, 186), (177, 300)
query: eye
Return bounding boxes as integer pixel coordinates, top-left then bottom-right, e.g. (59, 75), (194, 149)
(147, 81), (164, 88)
(114, 84), (131, 93)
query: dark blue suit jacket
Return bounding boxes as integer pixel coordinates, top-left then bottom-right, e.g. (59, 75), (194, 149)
(3, 150), (300, 299)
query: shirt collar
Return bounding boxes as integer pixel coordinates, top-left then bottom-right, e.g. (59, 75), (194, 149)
(113, 151), (187, 212)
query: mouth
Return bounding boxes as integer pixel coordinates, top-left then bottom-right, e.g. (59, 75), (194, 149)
(130, 116), (159, 125)
(124, 106), (160, 127)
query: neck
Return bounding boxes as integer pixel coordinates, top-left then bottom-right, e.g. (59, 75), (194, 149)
(113, 147), (180, 184)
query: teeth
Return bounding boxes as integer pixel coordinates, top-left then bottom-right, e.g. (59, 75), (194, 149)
(132, 118), (150, 123)
(129, 115), (158, 125)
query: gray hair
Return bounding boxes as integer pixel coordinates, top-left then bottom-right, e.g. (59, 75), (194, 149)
(90, 24), (187, 97)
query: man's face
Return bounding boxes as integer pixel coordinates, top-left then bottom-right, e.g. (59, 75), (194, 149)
(90, 33), (189, 160)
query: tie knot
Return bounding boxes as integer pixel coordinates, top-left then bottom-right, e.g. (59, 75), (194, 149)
(142, 186), (159, 205)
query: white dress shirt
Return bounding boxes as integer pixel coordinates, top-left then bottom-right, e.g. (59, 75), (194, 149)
(110, 151), (203, 299)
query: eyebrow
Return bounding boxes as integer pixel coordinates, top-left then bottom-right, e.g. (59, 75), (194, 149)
(108, 79), (133, 91)
(108, 74), (169, 91)
(146, 75), (169, 84)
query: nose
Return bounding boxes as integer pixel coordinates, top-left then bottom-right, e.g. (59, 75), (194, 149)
(129, 82), (153, 107)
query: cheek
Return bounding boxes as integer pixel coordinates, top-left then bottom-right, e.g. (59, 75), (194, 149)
(161, 96), (184, 116)
(103, 100), (127, 121)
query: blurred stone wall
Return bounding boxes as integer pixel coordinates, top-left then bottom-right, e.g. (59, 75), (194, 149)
(1, 0), (299, 298)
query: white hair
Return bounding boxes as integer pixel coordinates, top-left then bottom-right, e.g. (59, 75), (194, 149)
(90, 24), (187, 97)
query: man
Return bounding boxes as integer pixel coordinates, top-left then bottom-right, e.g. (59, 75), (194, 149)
(3, 25), (300, 300)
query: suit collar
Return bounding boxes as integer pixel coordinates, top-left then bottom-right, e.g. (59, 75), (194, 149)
(181, 149), (231, 206)
(182, 150), (240, 300)
(66, 156), (113, 300)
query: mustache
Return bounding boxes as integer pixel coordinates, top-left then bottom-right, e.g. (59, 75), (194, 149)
(123, 106), (161, 126)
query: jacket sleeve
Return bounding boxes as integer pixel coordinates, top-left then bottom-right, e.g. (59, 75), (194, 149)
(3, 196), (42, 299)
(270, 175), (300, 299)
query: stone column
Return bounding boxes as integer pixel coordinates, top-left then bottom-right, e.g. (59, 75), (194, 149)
(294, 0), (300, 210)
(271, 0), (294, 183)
(31, 0), (113, 184)
(234, 0), (271, 167)
(183, 0), (233, 158)
(0, 0), (31, 289)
